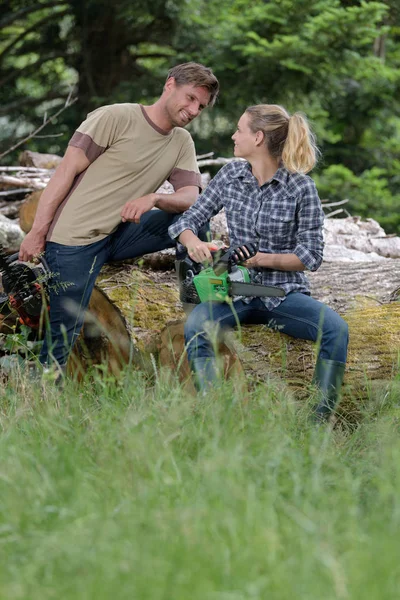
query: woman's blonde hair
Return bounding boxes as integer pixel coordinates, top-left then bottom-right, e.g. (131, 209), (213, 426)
(245, 104), (319, 173)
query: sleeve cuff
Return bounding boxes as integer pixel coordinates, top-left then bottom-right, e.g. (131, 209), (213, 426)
(168, 168), (202, 191)
(294, 244), (323, 271)
(168, 221), (197, 241)
(69, 131), (106, 163)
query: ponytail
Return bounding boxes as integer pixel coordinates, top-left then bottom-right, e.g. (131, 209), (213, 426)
(245, 105), (319, 174)
(282, 113), (318, 174)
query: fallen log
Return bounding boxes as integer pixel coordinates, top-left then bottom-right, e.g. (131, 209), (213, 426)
(1, 249), (399, 415)
(157, 301), (400, 418)
(68, 286), (132, 378)
(74, 264), (400, 400)
(19, 150), (62, 170)
(0, 174), (47, 191)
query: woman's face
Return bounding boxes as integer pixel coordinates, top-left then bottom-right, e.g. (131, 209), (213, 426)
(232, 112), (259, 159)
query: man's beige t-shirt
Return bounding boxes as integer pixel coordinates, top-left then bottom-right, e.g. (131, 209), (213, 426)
(47, 103), (201, 245)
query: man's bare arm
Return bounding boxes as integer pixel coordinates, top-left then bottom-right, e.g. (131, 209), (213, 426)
(120, 185), (199, 224)
(19, 147), (90, 261)
(154, 185), (199, 212)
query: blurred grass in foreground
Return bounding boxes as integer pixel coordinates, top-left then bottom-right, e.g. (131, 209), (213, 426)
(0, 367), (400, 600)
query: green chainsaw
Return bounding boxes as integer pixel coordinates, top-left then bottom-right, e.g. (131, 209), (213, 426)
(176, 242), (285, 305)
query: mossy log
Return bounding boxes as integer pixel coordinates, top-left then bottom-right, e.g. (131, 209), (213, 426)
(157, 302), (400, 416)
(70, 263), (400, 405)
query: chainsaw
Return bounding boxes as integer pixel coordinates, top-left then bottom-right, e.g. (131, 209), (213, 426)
(176, 242), (285, 305)
(0, 248), (50, 330)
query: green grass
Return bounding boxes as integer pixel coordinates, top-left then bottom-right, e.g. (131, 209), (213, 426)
(1, 368), (400, 599)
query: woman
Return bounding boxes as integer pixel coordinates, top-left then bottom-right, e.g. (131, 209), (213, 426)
(168, 104), (348, 420)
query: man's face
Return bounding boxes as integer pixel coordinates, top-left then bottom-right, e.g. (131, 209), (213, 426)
(164, 79), (211, 128)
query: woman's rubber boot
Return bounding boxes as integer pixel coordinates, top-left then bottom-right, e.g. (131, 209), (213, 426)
(312, 358), (345, 422)
(191, 357), (218, 394)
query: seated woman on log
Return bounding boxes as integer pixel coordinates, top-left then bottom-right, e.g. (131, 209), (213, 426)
(168, 104), (349, 420)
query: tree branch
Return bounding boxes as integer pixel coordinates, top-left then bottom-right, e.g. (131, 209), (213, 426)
(0, 1), (68, 29)
(321, 199), (349, 208)
(0, 8), (71, 63)
(197, 157), (237, 168)
(0, 96), (77, 162)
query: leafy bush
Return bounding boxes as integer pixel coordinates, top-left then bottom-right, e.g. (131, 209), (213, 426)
(315, 164), (400, 233)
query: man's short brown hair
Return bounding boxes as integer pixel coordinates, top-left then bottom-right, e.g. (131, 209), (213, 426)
(167, 62), (219, 107)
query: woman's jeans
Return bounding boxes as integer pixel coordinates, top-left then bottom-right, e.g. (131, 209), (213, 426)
(41, 210), (208, 367)
(184, 293), (349, 366)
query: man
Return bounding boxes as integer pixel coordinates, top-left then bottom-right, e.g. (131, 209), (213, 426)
(19, 62), (219, 370)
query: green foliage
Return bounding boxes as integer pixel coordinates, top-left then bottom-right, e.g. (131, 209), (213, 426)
(3, 323), (42, 357)
(1, 0), (400, 231)
(315, 164), (400, 231)
(0, 0), (187, 158)
(179, 0), (400, 231)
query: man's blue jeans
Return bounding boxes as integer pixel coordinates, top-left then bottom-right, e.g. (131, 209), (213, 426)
(184, 293), (349, 366)
(41, 210), (206, 367)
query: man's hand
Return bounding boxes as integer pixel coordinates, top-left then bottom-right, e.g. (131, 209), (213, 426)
(19, 231), (46, 262)
(120, 194), (157, 223)
(188, 241), (219, 264)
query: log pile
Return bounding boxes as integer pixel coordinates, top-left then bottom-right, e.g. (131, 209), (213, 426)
(0, 153), (59, 248)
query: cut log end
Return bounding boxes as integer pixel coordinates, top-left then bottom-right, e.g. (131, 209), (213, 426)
(19, 191), (41, 233)
(68, 286), (132, 378)
(159, 319), (245, 395)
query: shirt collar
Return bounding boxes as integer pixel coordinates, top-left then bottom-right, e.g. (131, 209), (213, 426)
(231, 161), (289, 186)
(270, 167), (289, 186)
(230, 161), (253, 182)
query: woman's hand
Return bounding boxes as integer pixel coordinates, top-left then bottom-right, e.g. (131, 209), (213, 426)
(243, 252), (263, 268)
(188, 241), (219, 264)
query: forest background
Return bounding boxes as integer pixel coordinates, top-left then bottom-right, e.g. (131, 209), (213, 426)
(1, 0), (400, 232)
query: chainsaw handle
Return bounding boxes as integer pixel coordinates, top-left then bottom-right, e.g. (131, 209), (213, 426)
(213, 242), (259, 275)
(229, 242), (258, 265)
(7, 252), (50, 273)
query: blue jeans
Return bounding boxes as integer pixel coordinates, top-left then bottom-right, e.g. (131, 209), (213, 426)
(41, 210), (208, 367)
(184, 293), (349, 366)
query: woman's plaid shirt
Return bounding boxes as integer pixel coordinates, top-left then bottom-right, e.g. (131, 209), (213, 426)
(169, 160), (324, 310)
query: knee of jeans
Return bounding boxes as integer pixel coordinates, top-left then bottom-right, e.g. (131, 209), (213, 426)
(322, 313), (349, 346)
(184, 305), (210, 343)
(184, 311), (200, 343)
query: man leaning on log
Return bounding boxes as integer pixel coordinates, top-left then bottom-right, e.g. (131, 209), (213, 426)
(18, 62), (219, 374)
